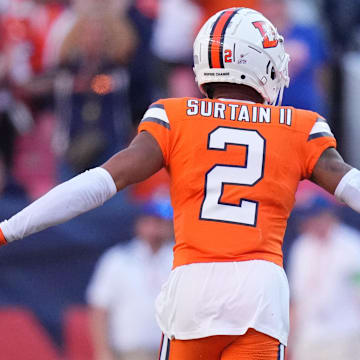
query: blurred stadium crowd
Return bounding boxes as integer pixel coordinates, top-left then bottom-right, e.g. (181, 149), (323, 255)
(0, 0), (360, 359)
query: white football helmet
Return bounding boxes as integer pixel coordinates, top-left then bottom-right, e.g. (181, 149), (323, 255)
(193, 8), (290, 105)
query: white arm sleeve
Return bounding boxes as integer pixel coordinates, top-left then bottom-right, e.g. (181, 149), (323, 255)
(0, 167), (117, 242)
(335, 168), (360, 213)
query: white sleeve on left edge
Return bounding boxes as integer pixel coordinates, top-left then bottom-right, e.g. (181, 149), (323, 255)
(335, 168), (360, 213)
(0, 167), (117, 242)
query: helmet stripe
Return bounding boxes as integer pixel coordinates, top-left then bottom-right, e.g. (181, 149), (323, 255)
(208, 9), (239, 69)
(208, 12), (224, 69)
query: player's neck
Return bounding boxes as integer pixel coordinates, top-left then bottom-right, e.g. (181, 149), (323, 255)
(211, 85), (264, 104)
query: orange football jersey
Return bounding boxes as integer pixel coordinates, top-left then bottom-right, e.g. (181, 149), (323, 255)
(138, 98), (336, 268)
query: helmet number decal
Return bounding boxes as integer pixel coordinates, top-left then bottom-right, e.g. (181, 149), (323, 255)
(252, 21), (279, 49)
(224, 49), (233, 63)
(208, 9), (239, 68)
(200, 127), (265, 226)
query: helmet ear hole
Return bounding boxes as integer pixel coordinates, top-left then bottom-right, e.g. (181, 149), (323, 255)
(271, 67), (276, 80)
(241, 75), (246, 80)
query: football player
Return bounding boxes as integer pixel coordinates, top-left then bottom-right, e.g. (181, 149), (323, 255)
(1, 8), (359, 360)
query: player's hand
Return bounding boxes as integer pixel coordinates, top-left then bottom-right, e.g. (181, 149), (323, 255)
(0, 228), (7, 246)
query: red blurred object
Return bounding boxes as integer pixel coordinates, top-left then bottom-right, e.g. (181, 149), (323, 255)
(0, 307), (61, 360)
(2, 1), (64, 75)
(196, 0), (260, 28)
(63, 306), (95, 360)
(135, 0), (159, 19)
(131, 168), (170, 203)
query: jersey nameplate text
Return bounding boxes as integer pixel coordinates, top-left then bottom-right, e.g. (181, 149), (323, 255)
(186, 99), (292, 126)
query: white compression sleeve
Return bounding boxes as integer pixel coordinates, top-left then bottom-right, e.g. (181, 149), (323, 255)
(335, 168), (360, 213)
(0, 167), (117, 242)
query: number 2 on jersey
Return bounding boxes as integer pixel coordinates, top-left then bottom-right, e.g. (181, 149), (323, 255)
(200, 127), (265, 226)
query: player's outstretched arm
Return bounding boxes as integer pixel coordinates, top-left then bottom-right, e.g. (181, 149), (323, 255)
(0, 131), (164, 245)
(102, 131), (163, 191)
(311, 147), (360, 212)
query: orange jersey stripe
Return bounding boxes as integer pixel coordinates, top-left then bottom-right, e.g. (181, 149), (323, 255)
(208, 9), (238, 68)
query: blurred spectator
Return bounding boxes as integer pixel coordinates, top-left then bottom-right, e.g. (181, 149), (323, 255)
(324, 0), (360, 164)
(288, 195), (360, 360)
(45, 0), (138, 177)
(322, 0), (360, 53)
(44, 0), (155, 128)
(150, 0), (201, 98)
(86, 197), (173, 360)
(261, 0), (330, 116)
(2, 0), (65, 115)
(288, 0), (321, 25)
(127, 3), (157, 126)
(1, 0), (67, 198)
(58, 0), (136, 66)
